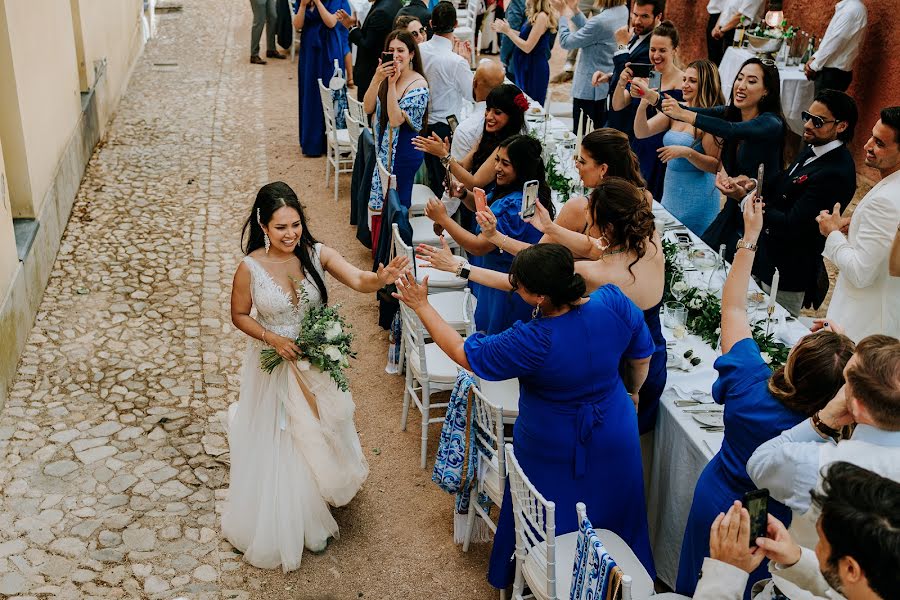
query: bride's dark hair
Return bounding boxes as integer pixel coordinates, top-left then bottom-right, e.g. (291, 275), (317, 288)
(241, 182), (329, 304)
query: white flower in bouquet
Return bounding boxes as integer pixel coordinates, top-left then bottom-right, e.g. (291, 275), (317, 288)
(323, 345), (343, 362)
(324, 321), (343, 341)
(672, 281), (688, 293)
(715, 327), (721, 335)
(689, 298), (702, 309)
(760, 351), (772, 365)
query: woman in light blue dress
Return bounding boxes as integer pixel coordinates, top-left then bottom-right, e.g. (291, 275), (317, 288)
(633, 59), (724, 235)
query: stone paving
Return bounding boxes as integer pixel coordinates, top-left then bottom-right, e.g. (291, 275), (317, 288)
(0, 1), (271, 597)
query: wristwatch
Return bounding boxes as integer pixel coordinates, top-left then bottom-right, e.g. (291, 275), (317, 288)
(455, 261), (471, 279)
(616, 43), (628, 51)
(736, 238), (758, 252)
(812, 411), (841, 443)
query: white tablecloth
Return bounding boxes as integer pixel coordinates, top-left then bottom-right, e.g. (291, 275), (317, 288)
(719, 47), (814, 135)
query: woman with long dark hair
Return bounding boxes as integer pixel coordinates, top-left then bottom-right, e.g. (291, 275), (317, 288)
(413, 83), (528, 194)
(661, 57), (787, 257)
(364, 30), (429, 210)
(675, 196), (855, 598)
(423, 134), (556, 334)
(224, 182), (408, 571)
(393, 243), (656, 592)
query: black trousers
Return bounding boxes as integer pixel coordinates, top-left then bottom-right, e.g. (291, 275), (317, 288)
(572, 98), (608, 135)
(423, 121), (453, 197)
(706, 13), (735, 66)
(814, 68), (853, 94)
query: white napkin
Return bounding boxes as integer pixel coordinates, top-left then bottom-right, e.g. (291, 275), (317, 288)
(667, 384), (714, 404)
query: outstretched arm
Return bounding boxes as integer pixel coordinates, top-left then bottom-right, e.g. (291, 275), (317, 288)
(416, 238), (514, 291)
(319, 245), (410, 292)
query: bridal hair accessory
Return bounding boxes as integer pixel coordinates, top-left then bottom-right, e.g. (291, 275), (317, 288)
(513, 93), (530, 112)
(257, 207), (270, 254)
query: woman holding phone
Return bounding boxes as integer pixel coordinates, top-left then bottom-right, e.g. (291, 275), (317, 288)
(634, 59), (724, 235)
(364, 30), (429, 211)
(660, 57), (786, 259)
(423, 135), (555, 334)
(674, 195), (855, 598)
(610, 20), (683, 201)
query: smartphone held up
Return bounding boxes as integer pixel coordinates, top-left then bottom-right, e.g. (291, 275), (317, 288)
(521, 180), (539, 219)
(742, 488), (769, 547)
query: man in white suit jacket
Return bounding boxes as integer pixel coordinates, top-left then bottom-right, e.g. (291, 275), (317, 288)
(816, 106), (900, 342)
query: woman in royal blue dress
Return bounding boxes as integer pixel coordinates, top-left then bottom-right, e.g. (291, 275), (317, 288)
(610, 20), (683, 201)
(491, 0), (557, 105)
(364, 30), (429, 210)
(393, 243), (656, 590)
(422, 134), (555, 334)
(674, 195), (855, 599)
(634, 59), (724, 236)
(294, 0), (352, 157)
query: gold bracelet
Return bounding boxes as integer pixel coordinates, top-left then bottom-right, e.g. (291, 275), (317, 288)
(497, 234), (507, 254)
(262, 329), (269, 345)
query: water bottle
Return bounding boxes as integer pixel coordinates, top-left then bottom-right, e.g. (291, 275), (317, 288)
(708, 243), (729, 294)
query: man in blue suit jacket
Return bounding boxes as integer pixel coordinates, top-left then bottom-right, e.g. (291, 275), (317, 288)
(606, 0), (661, 130)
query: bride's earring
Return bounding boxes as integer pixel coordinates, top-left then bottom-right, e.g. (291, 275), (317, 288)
(264, 232), (271, 254)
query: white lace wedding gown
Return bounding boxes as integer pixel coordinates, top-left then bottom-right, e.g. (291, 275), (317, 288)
(222, 246), (369, 572)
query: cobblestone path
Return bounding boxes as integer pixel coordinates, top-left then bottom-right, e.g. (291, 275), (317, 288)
(0, 1), (493, 599)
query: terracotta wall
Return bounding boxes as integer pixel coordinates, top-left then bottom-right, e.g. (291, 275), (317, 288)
(664, 0), (896, 181)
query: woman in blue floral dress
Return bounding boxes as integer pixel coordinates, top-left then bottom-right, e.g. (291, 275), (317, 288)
(363, 30), (429, 211)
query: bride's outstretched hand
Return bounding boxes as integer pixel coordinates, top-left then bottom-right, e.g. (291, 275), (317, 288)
(376, 255), (411, 285)
(416, 236), (460, 272)
(392, 271), (429, 310)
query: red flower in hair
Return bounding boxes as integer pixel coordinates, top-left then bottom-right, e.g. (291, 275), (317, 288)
(513, 93), (530, 112)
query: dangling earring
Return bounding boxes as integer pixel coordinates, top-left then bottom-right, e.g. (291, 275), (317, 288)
(595, 235), (610, 252)
(257, 208), (270, 254)
(531, 301), (542, 319)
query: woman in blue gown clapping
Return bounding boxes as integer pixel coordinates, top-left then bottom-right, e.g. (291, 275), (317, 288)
(396, 243), (656, 590)
(491, 0), (557, 105)
(423, 134), (555, 334)
(674, 195), (855, 599)
(294, 0), (352, 157)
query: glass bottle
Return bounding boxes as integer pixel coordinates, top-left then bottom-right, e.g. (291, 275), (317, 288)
(708, 243), (729, 294)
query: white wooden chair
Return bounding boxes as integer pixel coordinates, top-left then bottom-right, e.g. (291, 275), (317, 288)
(347, 95), (369, 131)
(287, 2), (301, 62)
(462, 386), (506, 551)
(453, 0), (482, 68)
(345, 109), (361, 163)
(409, 183), (434, 217)
(317, 79), (354, 201)
(390, 222), (466, 292)
(399, 301), (468, 468)
(505, 445), (655, 600)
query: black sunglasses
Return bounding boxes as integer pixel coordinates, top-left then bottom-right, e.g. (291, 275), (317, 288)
(801, 111), (841, 129)
(411, 27), (425, 37)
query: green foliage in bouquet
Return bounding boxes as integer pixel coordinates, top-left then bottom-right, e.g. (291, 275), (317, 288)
(259, 287), (356, 391)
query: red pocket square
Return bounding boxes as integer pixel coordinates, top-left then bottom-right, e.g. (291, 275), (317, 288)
(793, 174), (808, 184)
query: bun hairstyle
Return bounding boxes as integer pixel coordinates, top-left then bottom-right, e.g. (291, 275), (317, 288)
(474, 84), (528, 171)
(495, 134), (556, 220)
(241, 182), (329, 304)
(588, 177), (656, 278)
(580, 128), (646, 189)
(651, 20), (679, 49)
(508, 244), (586, 309)
(768, 331), (856, 415)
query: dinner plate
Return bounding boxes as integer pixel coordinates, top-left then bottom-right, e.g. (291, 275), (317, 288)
(692, 412), (724, 428)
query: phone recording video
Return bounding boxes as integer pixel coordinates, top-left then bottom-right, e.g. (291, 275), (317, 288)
(648, 70), (662, 90)
(381, 52), (394, 66)
(447, 115), (459, 134)
(474, 187), (488, 213)
(629, 63), (653, 78)
(743, 489), (769, 547)
(521, 180), (539, 219)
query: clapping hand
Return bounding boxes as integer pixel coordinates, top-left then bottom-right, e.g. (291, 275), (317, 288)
(335, 8), (355, 26)
(424, 197), (450, 225)
(816, 203), (844, 237)
(376, 255), (411, 286)
(392, 271), (429, 310)
(416, 237), (461, 272)
(452, 38), (472, 60)
(591, 71), (612, 86)
(491, 18), (512, 36)
(661, 94), (691, 122)
(708, 501), (766, 574)
(411, 132), (450, 157)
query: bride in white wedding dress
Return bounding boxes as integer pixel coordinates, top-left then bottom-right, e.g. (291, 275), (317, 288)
(224, 182), (408, 572)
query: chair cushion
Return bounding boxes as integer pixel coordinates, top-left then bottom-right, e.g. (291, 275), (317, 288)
(428, 290), (473, 328)
(522, 529), (654, 600)
(411, 184), (433, 209)
(408, 342), (459, 384)
(336, 128), (352, 147)
(415, 259), (467, 288)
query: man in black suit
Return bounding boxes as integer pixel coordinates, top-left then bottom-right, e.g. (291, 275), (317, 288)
(605, 0), (661, 131)
(718, 90), (859, 316)
(337, 0), (403, 100)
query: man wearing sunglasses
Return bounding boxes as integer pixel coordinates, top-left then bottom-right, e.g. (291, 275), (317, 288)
(395, 0), (432, 38)
(717, 91), (858, 316)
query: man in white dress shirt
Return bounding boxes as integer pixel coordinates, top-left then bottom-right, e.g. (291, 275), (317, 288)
(693, 462), (899, 600)
(710, 0), (765, 51)
(418, 1), (474, 195)
(816, 107), (900, 342)
(450, 60), (506, 160)
(805, 0), (868, 94)
(747, 335), (900, 550)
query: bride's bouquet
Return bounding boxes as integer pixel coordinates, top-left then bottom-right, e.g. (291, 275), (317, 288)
(259, 299), (356, 392)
